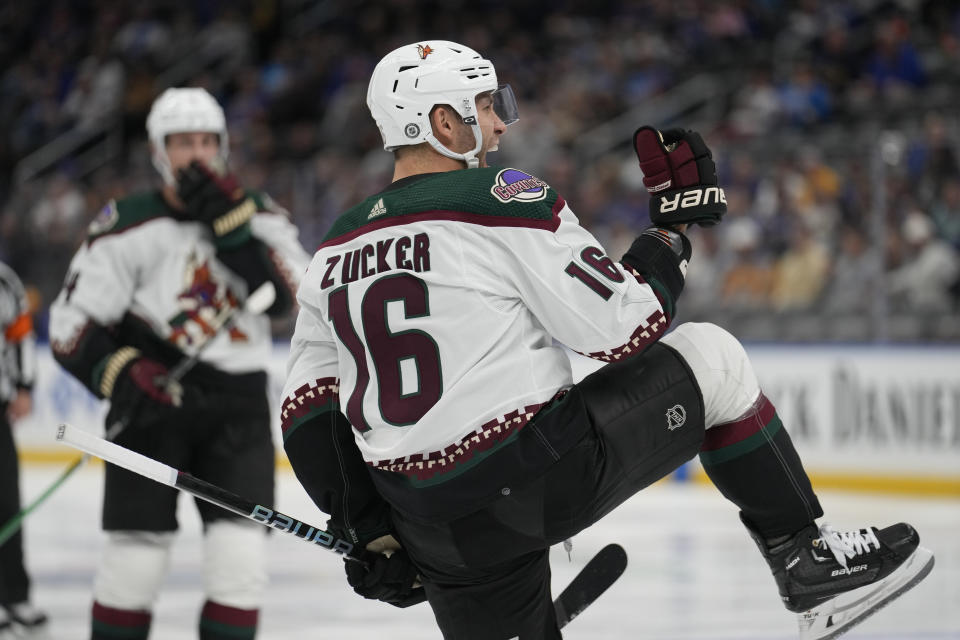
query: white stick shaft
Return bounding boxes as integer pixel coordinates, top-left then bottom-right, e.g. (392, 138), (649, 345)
(56, 424), (177, 487)
(55, 422), (364, 562)
(244, 281), (276, 315)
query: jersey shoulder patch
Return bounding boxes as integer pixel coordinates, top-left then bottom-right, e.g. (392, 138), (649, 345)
(88, 191), (172, 241)
(323, 167), (563, 243)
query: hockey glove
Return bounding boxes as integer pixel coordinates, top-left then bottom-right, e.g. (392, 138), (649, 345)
(177, 159), (256, 249)
(633, 126), (726, 227)
(344, 548), (426, 608)
(99, 347), (184, 432)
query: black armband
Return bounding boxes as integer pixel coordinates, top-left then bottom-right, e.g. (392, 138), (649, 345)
(217, 238), (294, 316)
(283, 409), (393, 547)
(621, 227), (692, 309)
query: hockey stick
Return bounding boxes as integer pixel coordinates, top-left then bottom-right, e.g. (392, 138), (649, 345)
(0, 282), (276, 548)
(55, 421), (362, 559)
(555, 543), (627, 628)
(57, 422), (627, 627)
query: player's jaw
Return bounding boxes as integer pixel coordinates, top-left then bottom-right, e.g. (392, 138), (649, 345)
(479, 120), (506, 166)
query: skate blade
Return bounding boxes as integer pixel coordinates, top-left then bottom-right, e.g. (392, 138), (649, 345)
(797, 545), (935, 640)
(8, 622), (50, 640)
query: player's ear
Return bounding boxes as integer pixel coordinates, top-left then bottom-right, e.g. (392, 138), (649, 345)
(430, 105), (458, 146)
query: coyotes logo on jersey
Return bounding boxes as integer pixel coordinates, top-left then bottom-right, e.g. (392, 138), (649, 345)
(168, 252), (248, 349)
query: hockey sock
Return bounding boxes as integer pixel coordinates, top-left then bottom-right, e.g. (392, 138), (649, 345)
(199, 600), (258, 640)
(91, 601), (151, 640)
(699, 392), (823, 538)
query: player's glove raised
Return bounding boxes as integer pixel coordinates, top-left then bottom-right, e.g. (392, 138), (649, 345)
(177, 159), (256, 249)
(633, 126), (726, 227)
(345, 547), (426, 608)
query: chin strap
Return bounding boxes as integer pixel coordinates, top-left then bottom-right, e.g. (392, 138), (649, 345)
(424, 122), (484, 169)
(151, 150), (177, 186)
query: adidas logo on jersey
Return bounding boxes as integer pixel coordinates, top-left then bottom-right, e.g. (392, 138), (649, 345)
(368, 198), (387, 219)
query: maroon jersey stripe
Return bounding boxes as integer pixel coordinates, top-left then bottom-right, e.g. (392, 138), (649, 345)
(318, 208), (563, 250)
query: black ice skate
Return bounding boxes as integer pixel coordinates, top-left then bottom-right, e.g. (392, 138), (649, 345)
(2, 602), (49, 638)
(748, 521), (935, 640)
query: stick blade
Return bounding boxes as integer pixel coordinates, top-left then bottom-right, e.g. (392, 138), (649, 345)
(244, 281), (276, 315)
(555, 543), (628, 628)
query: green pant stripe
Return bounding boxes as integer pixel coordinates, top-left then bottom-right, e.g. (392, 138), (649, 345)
(91, 621), (150, 639)
(699, 414), (783, 466)
(200, 618), (257, 638)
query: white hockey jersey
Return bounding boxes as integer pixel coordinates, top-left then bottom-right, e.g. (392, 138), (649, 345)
(50, 190), (310, 379)
(282, 168), (674, 484)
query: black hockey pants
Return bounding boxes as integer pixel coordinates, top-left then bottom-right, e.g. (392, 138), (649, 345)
(391, 343), (706, 640)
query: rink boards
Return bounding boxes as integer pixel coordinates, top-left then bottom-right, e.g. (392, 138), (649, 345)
(15, 343), (960, 497)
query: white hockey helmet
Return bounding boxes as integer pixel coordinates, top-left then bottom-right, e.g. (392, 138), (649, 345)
(367, 40), (518, 168)
(146, 87), (228, 184)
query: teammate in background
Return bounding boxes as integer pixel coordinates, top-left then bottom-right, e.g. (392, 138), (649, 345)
(49, 88), (311, 640)
(0, 262), (47, 638)
(281, 41), (934, 640)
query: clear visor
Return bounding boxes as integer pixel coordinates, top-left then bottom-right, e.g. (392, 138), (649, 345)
(492, 84), (519, 125)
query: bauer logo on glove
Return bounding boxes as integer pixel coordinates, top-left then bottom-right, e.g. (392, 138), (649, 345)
(633, 126), (727, 227)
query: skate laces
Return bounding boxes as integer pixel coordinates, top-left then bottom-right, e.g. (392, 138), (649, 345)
(815, 523), (881, 569)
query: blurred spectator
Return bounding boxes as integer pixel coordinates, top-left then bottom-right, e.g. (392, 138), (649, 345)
(28, 174), (86, 244)
(821, 226), (880, 314)
(24, 174), (88, 308)
(728, 68), (781, 137)
(905, 112), (960, 203)
(61, 41), (125, 131)
(865, 17), (927, 95)
(888, 210), (960, 312)
(814, 20), (860, 101)
(681, 227), (725, 316)
(111, 5), (171, 68)
(777, 63), (832, 127)
(792, 147), (842, 233)
(197, 7), (253, 76)
(929, 178), (960, 248)
(770, 222), (830, 311)
(721, 219), (773, 310)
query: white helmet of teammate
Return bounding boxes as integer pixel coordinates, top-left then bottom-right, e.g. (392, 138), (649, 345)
(367, 40), (518, 169)
(146, 87), (229, 185)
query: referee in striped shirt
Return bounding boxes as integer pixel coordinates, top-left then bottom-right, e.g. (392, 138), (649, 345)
(0, 260), (47, 633)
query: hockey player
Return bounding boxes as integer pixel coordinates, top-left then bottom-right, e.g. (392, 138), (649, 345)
(49, 87), (311, 640)
(280, 41), (934, 640)
(0, 262), (48, 637)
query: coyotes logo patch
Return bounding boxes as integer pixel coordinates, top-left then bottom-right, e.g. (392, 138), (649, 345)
(490, 168), (548, 203)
